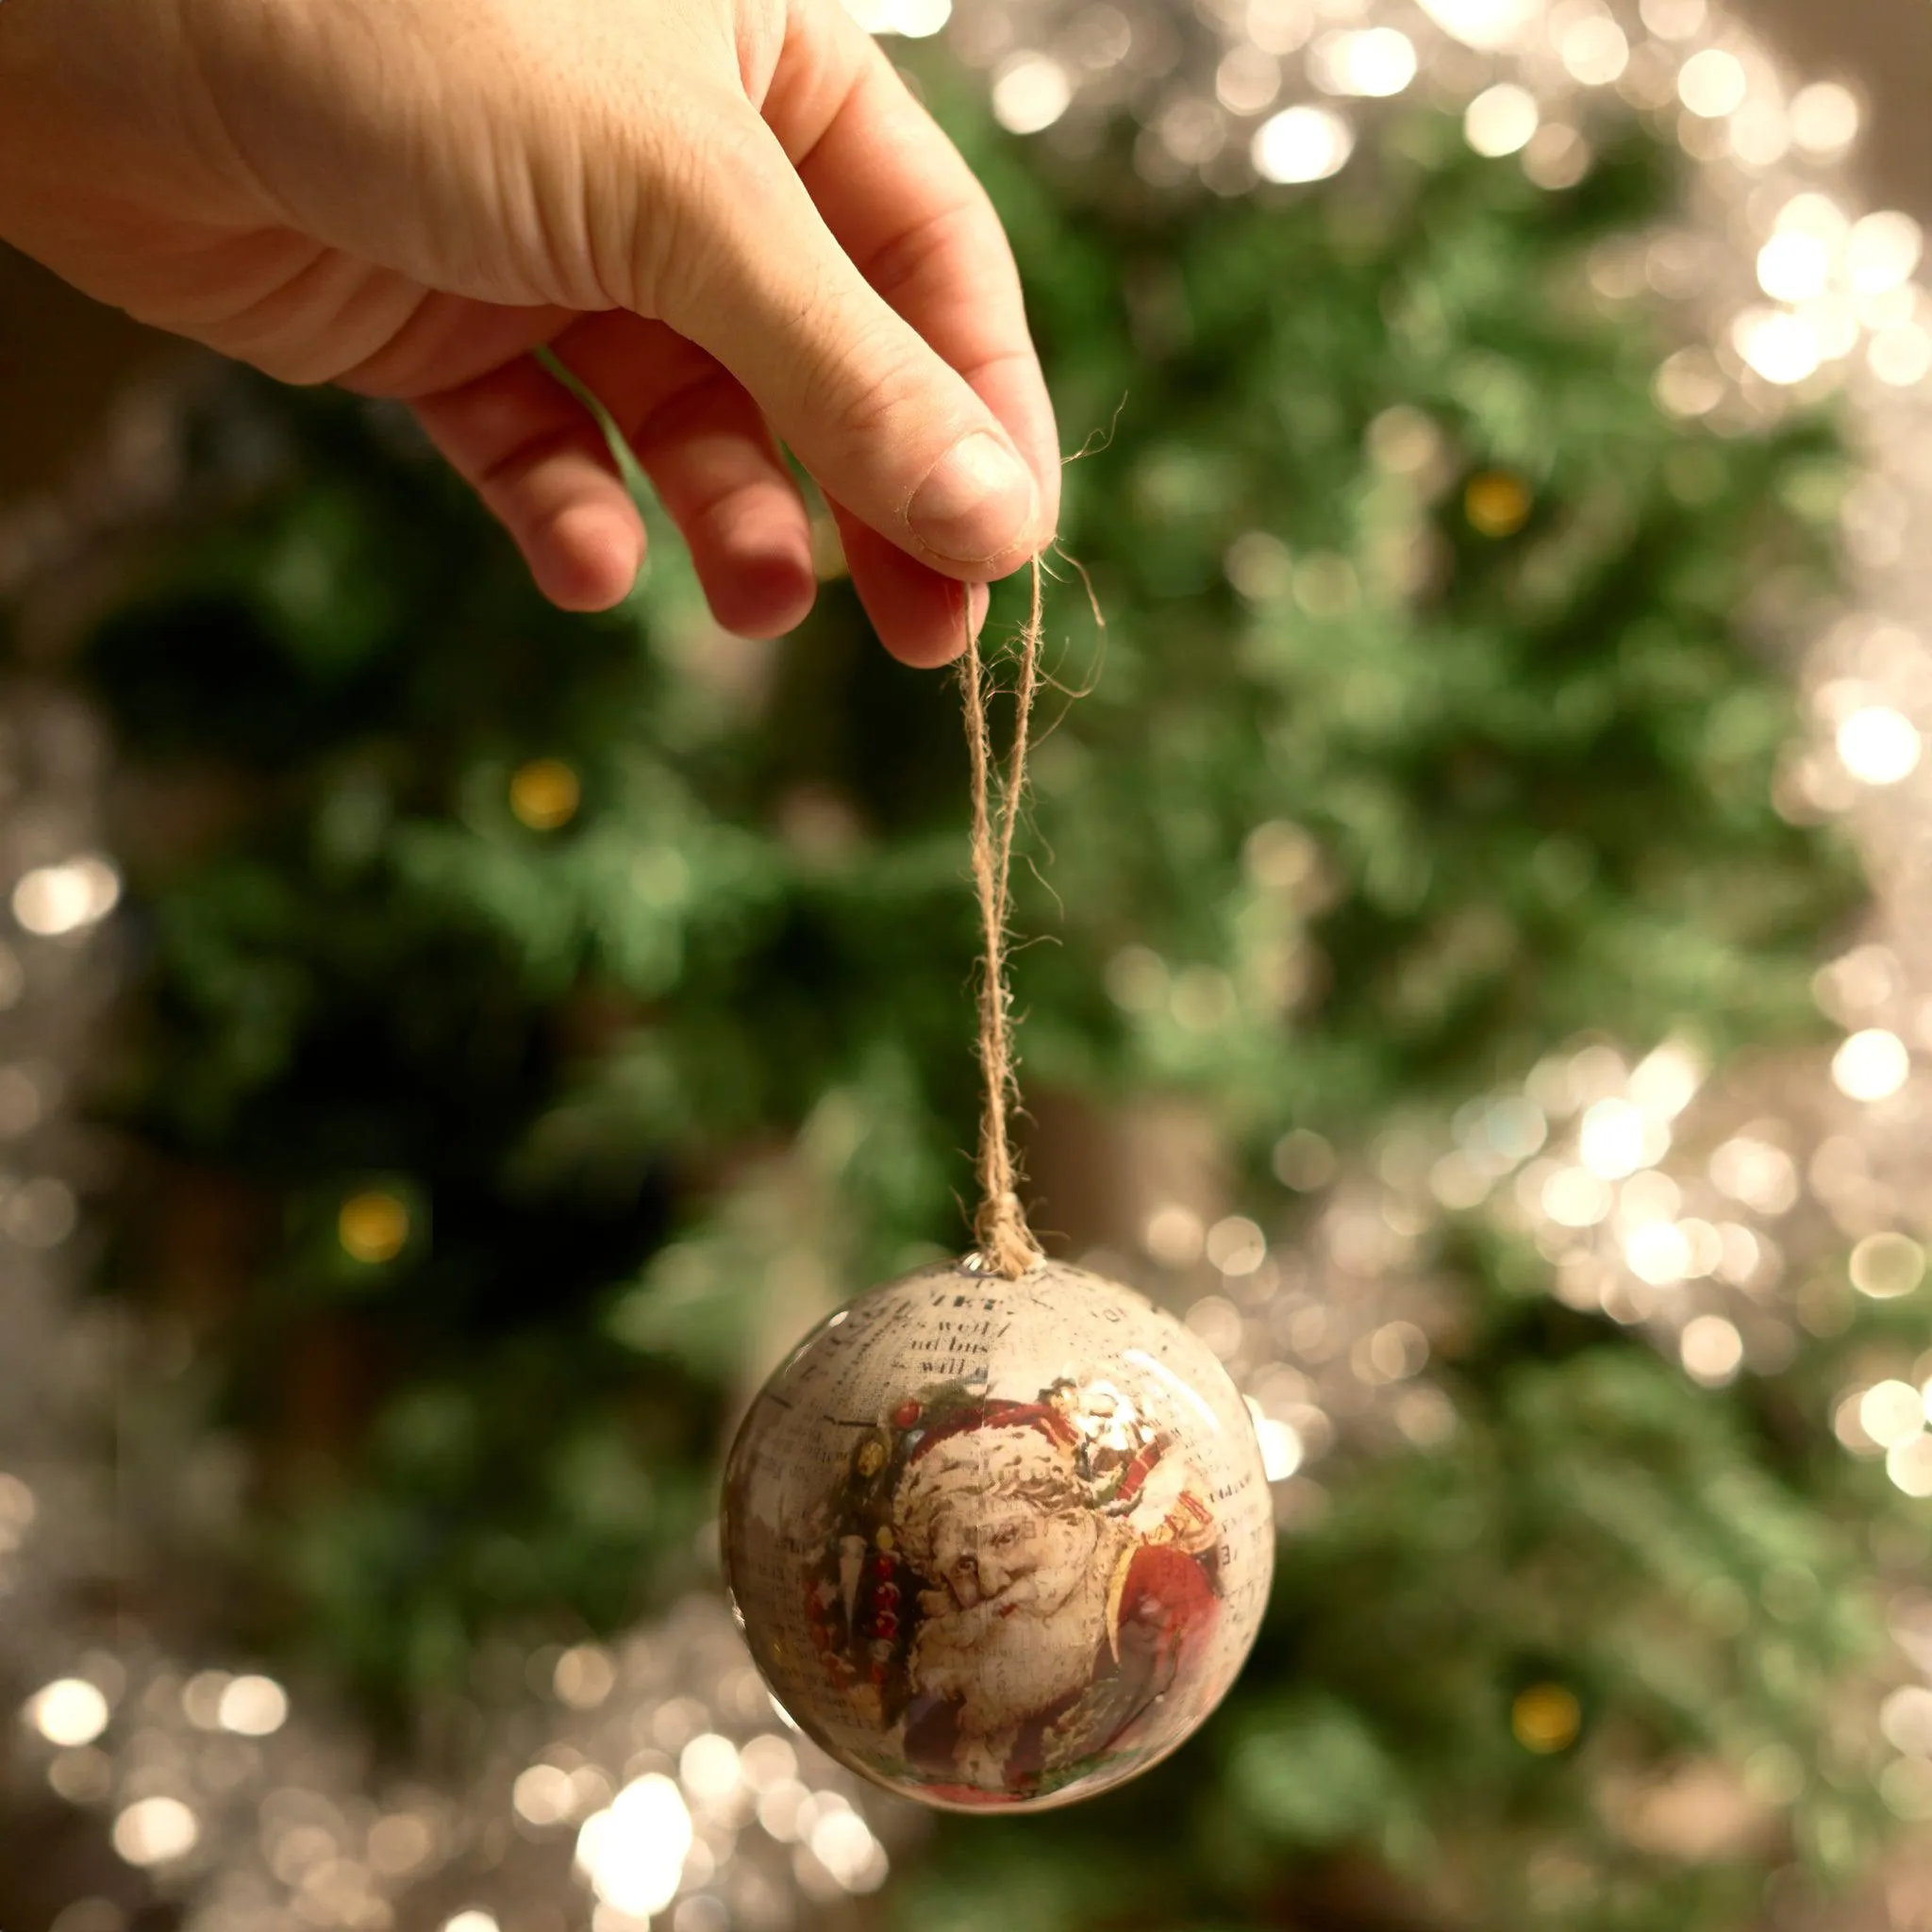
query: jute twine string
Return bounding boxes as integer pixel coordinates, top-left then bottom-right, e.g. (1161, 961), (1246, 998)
(962, 555), (1046, 1279)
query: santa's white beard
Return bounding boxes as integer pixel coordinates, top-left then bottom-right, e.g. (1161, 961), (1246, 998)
(908, 1547), (1123, 1740)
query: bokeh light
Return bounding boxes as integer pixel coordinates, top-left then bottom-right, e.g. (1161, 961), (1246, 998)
(12, 858), (120, 938)
(1849, 1232), (1924, 1300)
(1832, 1029), (1909, 1102)
(991, 52), (1072, 133)
(1511, 1683), (1581, 1753)
(1464, 83), (1539, 157)
(1837, 705), (1921, 784)
(575, 1774), (693, 1916)
(1788, 80), (1859, 157)
(1308, 28), (1416, 97)
(25, 1679), (109, 1748)
(338, 1191), (410, 1264)
(1679, 1314), (1743, 1387)
(508, 758), (582, 831)
(111, 1797), (200, 1867)
(1252, 104), (1355, 182)
(1676, 48), (1747, 119)
(217, 1675), (288, 1737)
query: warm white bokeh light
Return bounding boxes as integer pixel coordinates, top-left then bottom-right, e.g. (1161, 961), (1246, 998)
(1248, 1403), (1305, 1481)
(1833, 1029), (1910, 1102)
(1732, 308), (1821, 386)
(1849, 1232), (1925, 1301)
(1881, 1686), (1932, 1758)
(1788, 81), (1859, 157)
(1837, 706), (1922, 785)
(514, 1762), (576, 1826)
(679, 1732), (741, 1804)
(1871, 326), (1932, 389)
(1860, 1381), (1925, 1449)
(1557, 15), (1627, 86)
(1679, 1315), (1743, 1387)
(1216, 45), (1283, 115)
(1845, 211), (1922, 294)
(12, 857), (121, 938)
(1309, 27), (1416, 97)
(991, 53), (1072, 134)
(1677, 49), (1747, 119)
(1627, 1222), (1691, 1287)
(1889, 1434), (1932, 1499)
(217, 1674), (289, 1737)
(1253, 105), (1355, 182)
(575, 1774), (693, 1916)
(1413, 0), (1538, 50)
(25, 1678), (109, 1748)
(112, 1796), (200, 1867)
(1579, 1099), (1665, 1180)
(1755, 231), (1831, 304)
(1542, 1167), (1613, 1228)
(1464, 84), (1539, 158)
(1208, 1215), (1268, 1275)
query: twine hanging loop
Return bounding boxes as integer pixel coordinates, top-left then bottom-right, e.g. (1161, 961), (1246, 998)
(961, 558), (1045, 1279)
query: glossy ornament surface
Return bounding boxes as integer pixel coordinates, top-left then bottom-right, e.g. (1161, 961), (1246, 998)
(722, 1256), (1274, 1811)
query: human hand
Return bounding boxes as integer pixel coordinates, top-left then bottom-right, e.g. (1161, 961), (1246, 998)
(0, 0), (1060, 664)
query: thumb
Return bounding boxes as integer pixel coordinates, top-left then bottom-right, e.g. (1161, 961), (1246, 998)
(642, 100), (1047, 580)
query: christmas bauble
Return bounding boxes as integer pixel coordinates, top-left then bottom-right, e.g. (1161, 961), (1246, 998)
(722, 1255), (1274, 1811)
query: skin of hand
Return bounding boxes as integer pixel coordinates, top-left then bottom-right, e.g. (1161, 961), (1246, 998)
(0, 0), (1061, 665)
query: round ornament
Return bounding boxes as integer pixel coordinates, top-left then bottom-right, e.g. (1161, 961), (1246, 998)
(723, 1254), (1274, 1811)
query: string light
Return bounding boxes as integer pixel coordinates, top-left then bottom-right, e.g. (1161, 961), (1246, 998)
(508, 758), (582, 830)
(1511, 1684), (1582, 1753)
(338, 1191), (411, 1263)
(1464, 471), (1533, 536)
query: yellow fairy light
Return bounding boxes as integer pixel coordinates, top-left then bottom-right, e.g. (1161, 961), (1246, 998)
(1464, 471), (1533, 537)
(339, 1191), (409, 1264)
(509, 758), (582, 831)
(1511, 1682), (1582, 1754)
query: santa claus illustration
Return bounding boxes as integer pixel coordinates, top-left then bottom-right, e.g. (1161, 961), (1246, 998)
(888, 1398), (1220, 1799)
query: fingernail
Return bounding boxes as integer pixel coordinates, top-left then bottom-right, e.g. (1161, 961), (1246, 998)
(908, 432), (1037, 564)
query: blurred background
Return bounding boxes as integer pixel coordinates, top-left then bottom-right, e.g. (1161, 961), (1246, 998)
(8, 1), (1932, 1930)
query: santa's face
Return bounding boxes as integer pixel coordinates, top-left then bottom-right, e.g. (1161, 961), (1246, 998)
(925, 1493), (1099, 1614)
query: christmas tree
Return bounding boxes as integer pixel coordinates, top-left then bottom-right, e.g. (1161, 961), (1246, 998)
(8, 8), (1929, 1930)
